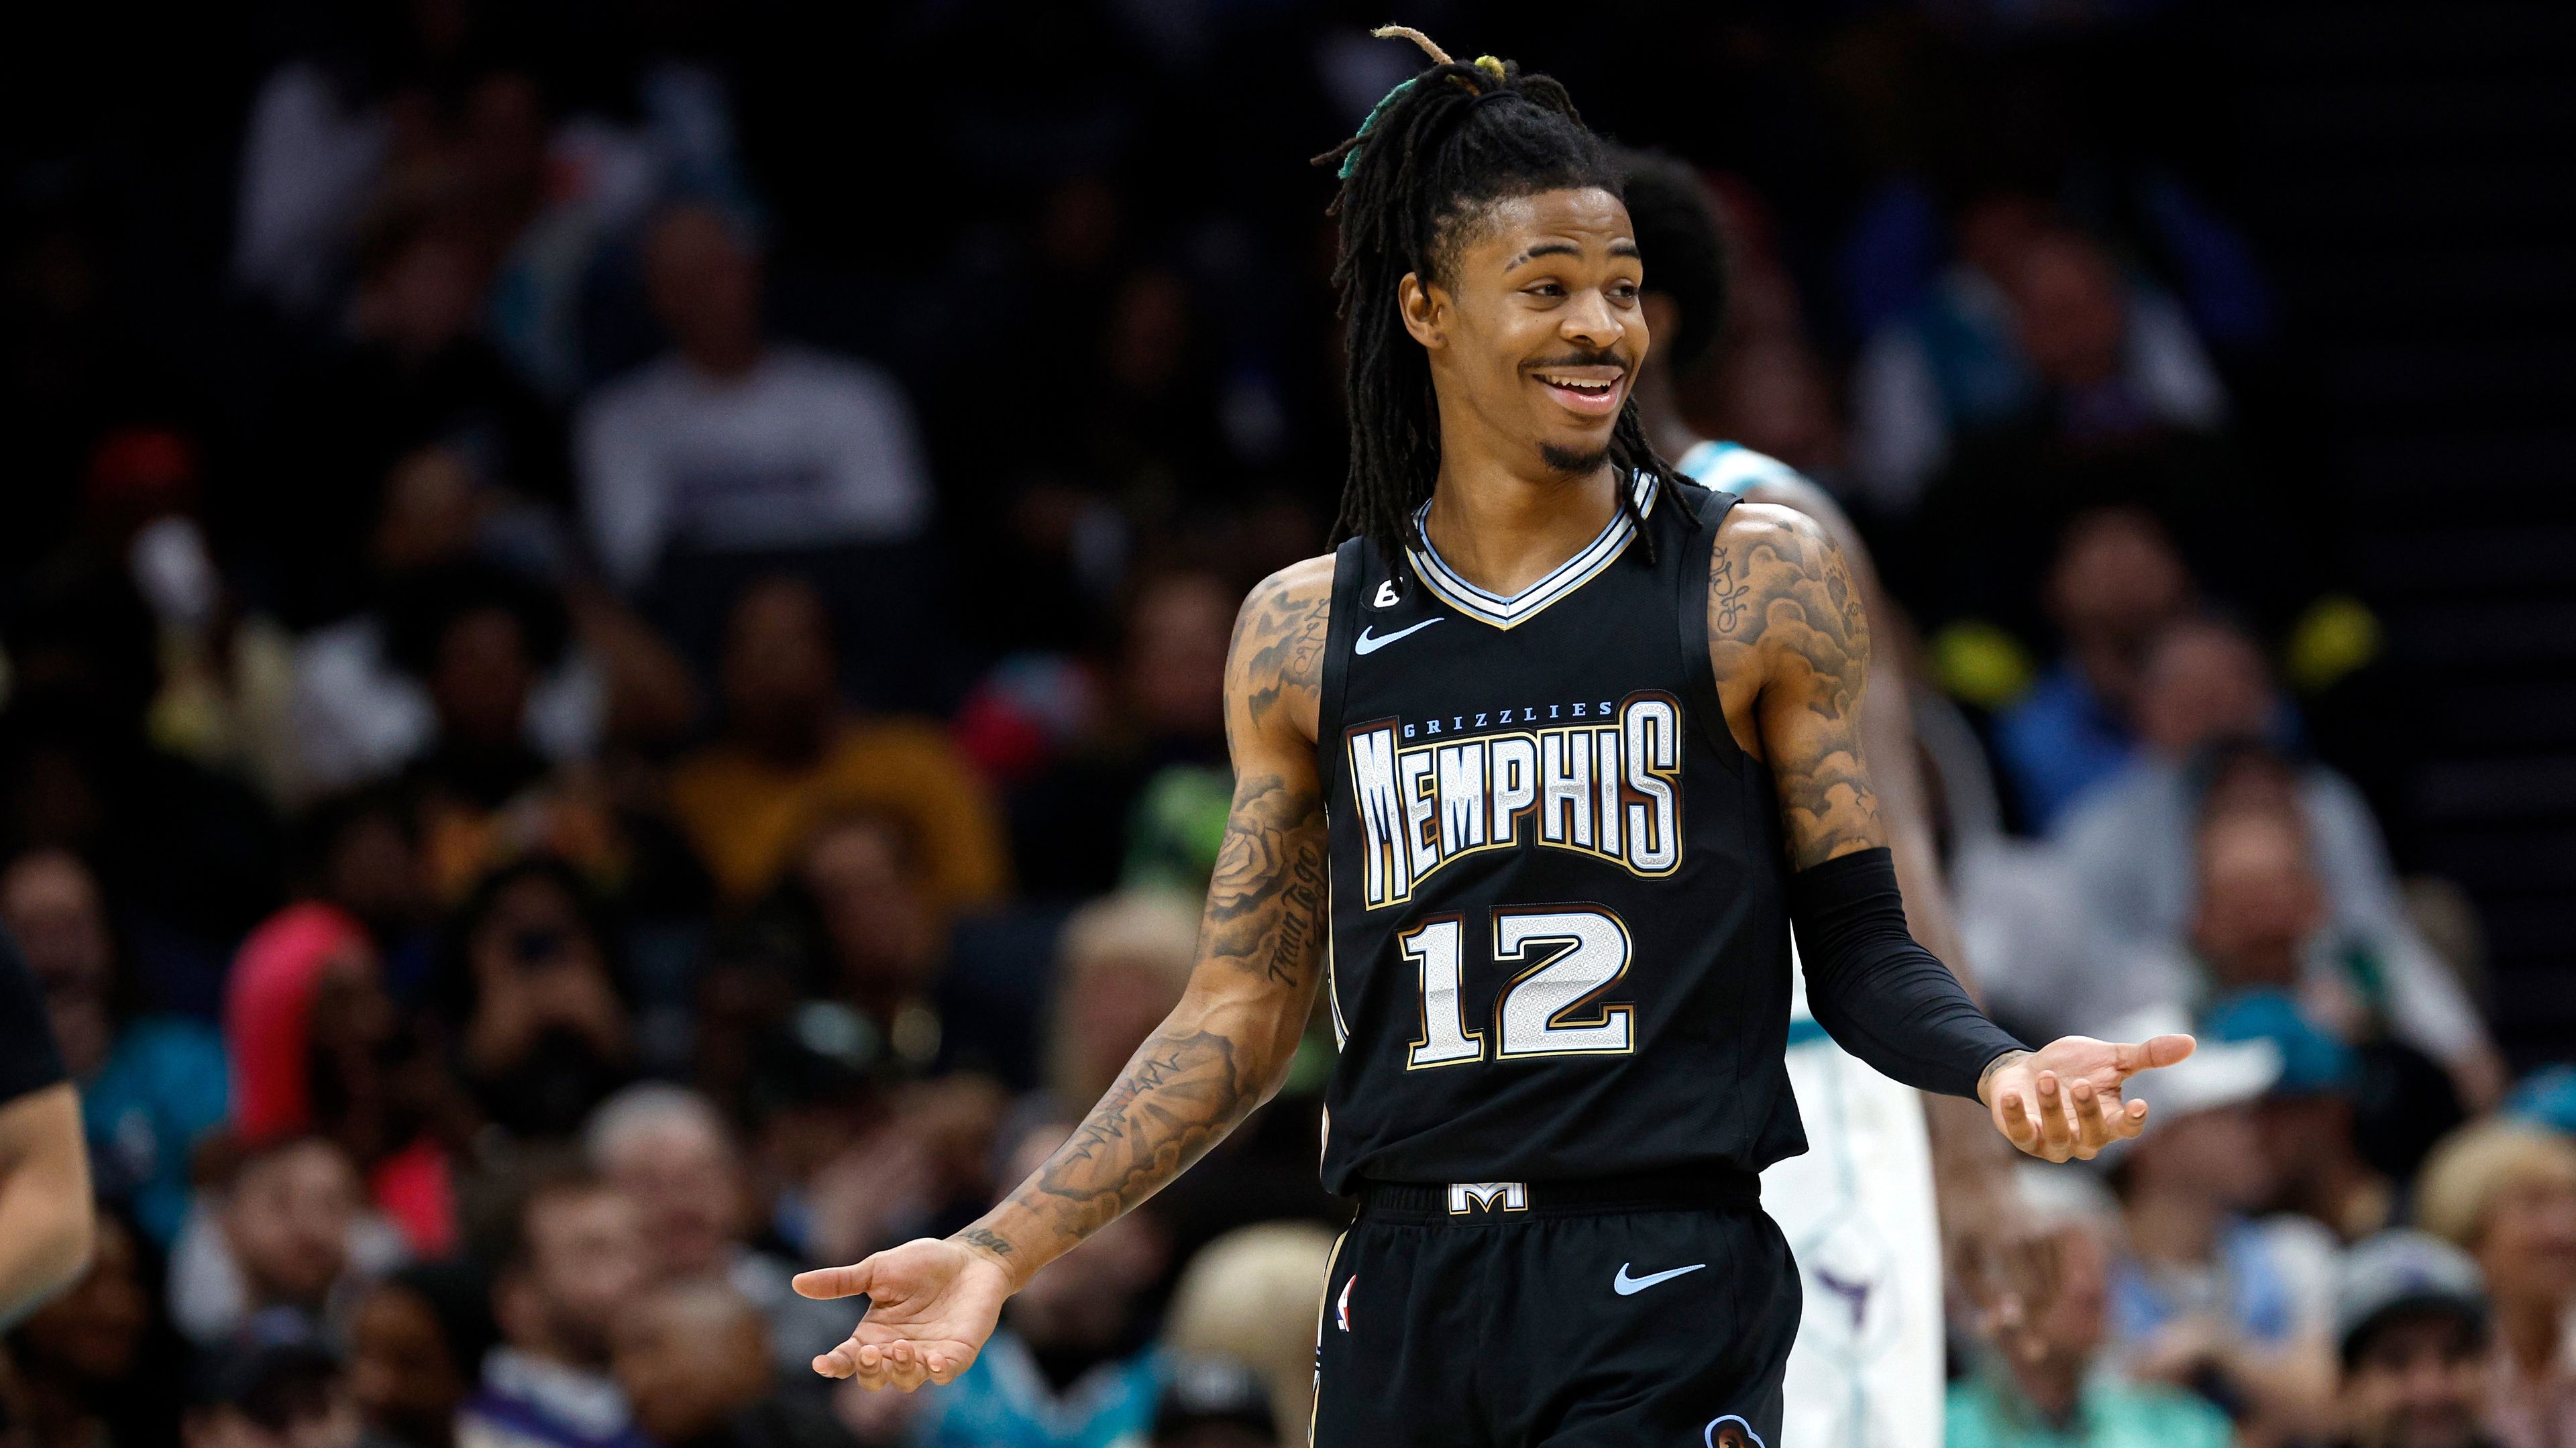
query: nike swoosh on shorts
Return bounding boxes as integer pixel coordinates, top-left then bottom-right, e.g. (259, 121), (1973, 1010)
(1613, 1262), (1707, 1296)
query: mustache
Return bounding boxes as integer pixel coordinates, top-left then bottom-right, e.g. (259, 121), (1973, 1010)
(1527, 349), (1629, 374)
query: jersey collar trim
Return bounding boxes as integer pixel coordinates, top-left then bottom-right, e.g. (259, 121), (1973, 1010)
(1405, 473), (1655, 630)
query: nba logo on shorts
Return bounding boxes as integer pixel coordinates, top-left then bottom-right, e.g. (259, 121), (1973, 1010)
(1336, 1275), (1355, 1331)
(1704, 1416), (1765, 1448)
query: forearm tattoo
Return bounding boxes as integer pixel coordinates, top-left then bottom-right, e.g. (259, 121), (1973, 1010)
(971, 563), (1332, 1264)
(1709, 513), (1888, 869)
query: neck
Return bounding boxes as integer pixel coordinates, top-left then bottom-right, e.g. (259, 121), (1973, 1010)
(1630, 361), (1704, 461)
(1421, 406), (1623, 597)
(685, 336), (763, 382)
(2126, 1187), (2222, 1264)
(2007, 1349), (2084, 1422)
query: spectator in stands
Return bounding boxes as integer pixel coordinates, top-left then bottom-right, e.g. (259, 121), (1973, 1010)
(5, 1208), (180, 1448)
(2106, 1038), (2339, 1442)
(2415, 1121), (2576, 1448)
(611, 1281), (849, 1448)
(1045, 890), (1201, 1112)
(289, 469), (604, 802)
(1164, 1223), (1341, 1445)
(460, 1172), (650, 1448)
(584, 1083), (847, 1376)
(2007, 225), (2228, 447)
(1992, 507), (2194, 829)
(297, 787), (440, 1003)
(1849, 203), (2226, 518)
(1849, 203), (2225, 504)
(1150, 1357), (1279, 1448)
(185, 1331), (362, 1448)
(170, 1134), (401, 1347)
(2206, 991), (2391, 1242)
(226, 900), (467, 1256)
(379, 564), (602, 897)
(1947, 1163), (2236, 1448)
(255, 212), (565, 631)
(576, 205), (931, 596)
(1010, 569), (1237, 901)
(349, 1264), (497, 1448)
(2324, 1231), (2500, 1448)
(3, 846), (227, 1245)
(2055, 620), (2502, 1108)
(788, 816), (953, 1078)
(439, 859), (633, 1141)
(907, 1119), (1168, 1448)
(666, 576), (1004, 913)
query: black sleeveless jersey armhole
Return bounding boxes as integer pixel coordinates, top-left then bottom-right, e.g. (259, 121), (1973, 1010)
(1676, 485), (1748, 769)
(1316, 535), (1369, 803)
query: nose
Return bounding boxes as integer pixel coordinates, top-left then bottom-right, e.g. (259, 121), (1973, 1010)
(1560, 288), (1625, 351)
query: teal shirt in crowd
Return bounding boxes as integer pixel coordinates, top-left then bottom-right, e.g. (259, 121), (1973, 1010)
(1947, 1372), (2237, 1448)
(915, 1332), (1161, 1448)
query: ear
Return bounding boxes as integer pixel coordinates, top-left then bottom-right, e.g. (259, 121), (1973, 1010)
(1397, 271), (1446, 351)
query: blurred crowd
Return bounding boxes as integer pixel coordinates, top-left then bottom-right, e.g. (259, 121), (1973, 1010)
(0, 3), (2561, 1448)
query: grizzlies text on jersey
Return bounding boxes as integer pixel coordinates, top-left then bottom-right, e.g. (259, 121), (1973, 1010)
(1314, 475), (1810, 1192)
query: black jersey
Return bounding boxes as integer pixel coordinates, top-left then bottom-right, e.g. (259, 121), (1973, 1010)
(1313, 476), (1807, 1192)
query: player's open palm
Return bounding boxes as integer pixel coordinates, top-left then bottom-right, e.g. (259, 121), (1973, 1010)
(793, 1237), (1012, 1391)
(1981, 1034), (2196, 1162)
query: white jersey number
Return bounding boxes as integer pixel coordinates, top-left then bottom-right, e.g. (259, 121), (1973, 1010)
(1401, 907), (1633, 1068)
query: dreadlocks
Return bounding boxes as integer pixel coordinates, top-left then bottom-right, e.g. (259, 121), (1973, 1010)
(1314, 26), (1693, 581)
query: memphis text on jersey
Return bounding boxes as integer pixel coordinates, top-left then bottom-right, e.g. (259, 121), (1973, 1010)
(1344, 691), (1685, 909)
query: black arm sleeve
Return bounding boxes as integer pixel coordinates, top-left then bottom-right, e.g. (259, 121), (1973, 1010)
(1788, 847), (2025, 1101)
(0, 926), (68, 1107)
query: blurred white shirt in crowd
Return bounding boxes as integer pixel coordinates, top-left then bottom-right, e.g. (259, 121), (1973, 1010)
(576, 345), (932, 592)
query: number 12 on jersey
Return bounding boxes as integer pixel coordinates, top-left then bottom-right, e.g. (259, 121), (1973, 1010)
(1401, 907), (1634, 1066)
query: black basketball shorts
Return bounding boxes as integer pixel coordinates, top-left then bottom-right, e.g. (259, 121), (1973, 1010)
(1310, 1171), (1800, 1447)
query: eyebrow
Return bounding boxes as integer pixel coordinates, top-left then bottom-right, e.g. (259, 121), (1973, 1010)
(1506, 238), (1641, 267)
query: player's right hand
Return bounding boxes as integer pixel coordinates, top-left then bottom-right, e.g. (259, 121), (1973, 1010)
(792, 1235), (1014, 1390)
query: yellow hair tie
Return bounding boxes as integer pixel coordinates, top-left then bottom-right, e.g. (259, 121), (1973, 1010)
(1473, 55), (1507, 81)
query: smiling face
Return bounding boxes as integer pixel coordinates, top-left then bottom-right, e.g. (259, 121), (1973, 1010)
(1401, 186), (1647, 479)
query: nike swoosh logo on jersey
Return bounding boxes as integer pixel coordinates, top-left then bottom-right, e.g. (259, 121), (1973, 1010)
(1613, 1262), (1706, 1296)
(1354, 618), (1444, 655)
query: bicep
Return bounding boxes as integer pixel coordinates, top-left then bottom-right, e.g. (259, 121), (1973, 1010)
(1730, 515), (1887, 869)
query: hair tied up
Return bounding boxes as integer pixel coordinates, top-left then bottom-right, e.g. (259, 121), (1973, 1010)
(1370, 24), (1450, 64)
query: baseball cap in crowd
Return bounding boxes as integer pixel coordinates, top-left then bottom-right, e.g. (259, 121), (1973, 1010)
(1154, 1355), (1278, 1443)
(2204, 989), (2361, 1097)
(2335, 1229), (2488, 1367)
(2121, 1034), (2283, 1125)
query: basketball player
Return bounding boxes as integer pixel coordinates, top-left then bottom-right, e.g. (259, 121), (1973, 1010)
(1619, 148), (2029, 1448)
(793, 32), (2193, 1446)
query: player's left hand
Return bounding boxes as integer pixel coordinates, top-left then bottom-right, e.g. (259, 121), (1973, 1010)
(1978, 1034), (2196, 1162)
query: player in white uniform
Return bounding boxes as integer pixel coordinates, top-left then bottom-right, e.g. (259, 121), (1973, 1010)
(1688, 442), (1949, 1447)
(1621, 152), (2037, 1447)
